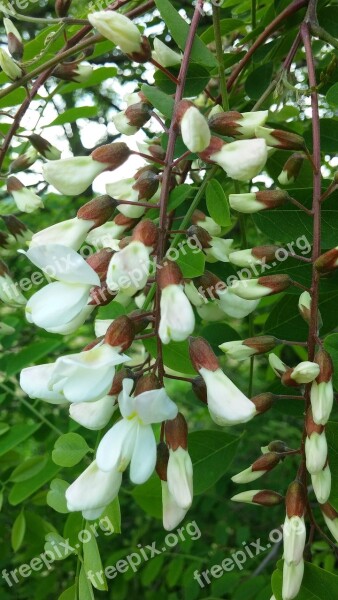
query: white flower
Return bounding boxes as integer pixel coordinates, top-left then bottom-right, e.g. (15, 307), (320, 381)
(194, 215), (221, 236)
(30, 217), (94, 251)
(216, 288), (259, 318)
(152, 38), (182, 67)
(20, 343), (129, 404)
(86, 221), (127, 249)
(283, 515), (306, 565)
(10, 185), (43, 213)
(113, 111), (138, 136)
(159, 284), (195, 344)
(184, 281), (206, 307)
(69, 395), (118, 430)
(106, 178), (160, 218)
(229, 278), (271, 300)
(180, 106), (211, 153)
(291, 361), (320, 384)
(231, 466), (265, 484)
(232, 111), (269, 138)
(199, 367), (256, 425)
(310, 380), (333, 425)
(107, 241), (151, 296)
(311, 464), (331, 504)
(22, 244), (99, 333)
(161, 481), (189, 531)
(43, 156), (108, 196)
(219, 340), (256, 361)
(88, 11), (142, 54)
(96, 379), (178, 484)
(229, 192), (266, 213)
(66, 460), (122, 519)
(210, 139), (268, 182)
(205, 238), (233, 263)
(305, 431), (327, 474)
(229, 249), (263, 267)
(167, 447), (193, 510)
(282, 560), (304, 600)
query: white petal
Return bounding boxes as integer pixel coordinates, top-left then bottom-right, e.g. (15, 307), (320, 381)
(206, 238), (233, 262)
(88, 11), (141, 54)
(217, 288), (259, 318)
(200, 367), (256, 425)
(211, 139), (268, 182)
(69, 395), (117, 430)
(65, 460), (122, 512)
(129, 424), (156, 484)
(20, 364), (65, 404)
(94, 318), (114, 337)
(23, 244), (100, 285)
(25, 282), (90, 329)
(167, 448), (193, 509)
(106, 241), (150, 295)
(282, 560), (304, 600)
(30, 217), (93, 251)
(283, 515), (306, 565)
(118, 377), (136, 418)
(310, 380), (333, 424)
(96, 418), (137, 472)
(181, 106), (211, 153)
(159, 285), (195, 344)
(161, 481), (188, 531)
(43, 156), (106, 196)
(134, 387), (178, 424)
(12, 188), (43, 213)
(47, 305), (95, 335)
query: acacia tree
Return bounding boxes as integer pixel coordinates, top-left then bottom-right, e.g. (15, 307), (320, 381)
(0, 0), (338, 599)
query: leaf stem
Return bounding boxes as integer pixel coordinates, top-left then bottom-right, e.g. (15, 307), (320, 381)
(212, 4), (229, 110)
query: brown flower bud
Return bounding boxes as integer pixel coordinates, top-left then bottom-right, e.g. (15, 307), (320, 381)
(244, 336), (278, 354)
(258, 274), (291, 295)
(157, 261), (183, 290)
(315, 248), (338, 274)
(127, 36), (152, 63)
(77, 195), (117, 227)
(27, 133), (61, 160)
(114, 213), (138, 229)
(208, 111), (243, 137)
(124, 102), (151, 128)
(251, 392), (275, 414)
(256, 126), (306, 151)
(132, 219), (158, 248)
(250, 490), (284, 506)
(175, 100), (194, 124)
(187, 225), (212, 249)
(189, 336), (219, 372)
(134, 373), (161, 395)
(265, 440), (290, 454)
(104, 315), (135, 350)
(286, 480), (306, 518)
(7, 176), (23, 193)
(165, 413), (188, 451)
(9, 149), (37, 173)
(306, 407), (324, 436)
(89, 283), (116, 306)
(6, 32), (24, 61)
(128, 309), (152, 334)
(191, 376), (207, 404)
(109, 367), (131, 396)
(255, 190), (290, 209)
(55, 0), (72, 17)
(133, 168), (159, 201)
(198, 136), (224, 162)
(251, 245), (281, 262)
(156, 442), (169, 481)
(86, 248), (114, 280)
(320, 502), (338, 520)
(91, 142), (131, 168)
(251, 452), (281, 472)
(314, 348), (333, 384)
(52, 62), (91, 83)
(278, 152), (305, 185)
(194, 271), (226, 300)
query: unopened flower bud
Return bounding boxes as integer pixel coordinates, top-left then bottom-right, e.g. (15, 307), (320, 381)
(2, 215), (32, 243)
(187, 225), (212, 249)
(229, 190), (290, 213)
(189, 337), (219, 372)
(320, 502), (338, 543)
(89, 282), (116, 307)
(282, 361), (320, 386)
(7, 176), (43, 213)
(77, 195), (117, 228)
(134, 373), (161, 396)
(88, 11), (143, 56)
(156, 442), (169, 481)
(176, 100), (211, 153)
(261, 440), (290, 454)
(0, 47), (22, 80)
(128, 309), (152, 334)
(208, 110), (268, 139)
(109, 367), (131, 396)
(230, 274), (291, 300)
(137, 138), (166, 162)
(9, 147), (38, 173)
(27, 133), (61, 160)
(191, 209), (221, 236)
(278, 153), (305, 185)
(231, 489), (284, 506)
(133, 168), (159, 200)
(132, 219), (158, 248)
(191, 376), (207, 404)
(165, 413), (188, 451)
(311, 464), (331, 504)
(229, 245), (280, 267)
(231, 452), (281, 484)
(4, 18), (23, 60)
(251, 392), (275, 415)
(86, 248), (114, 280)
(52, 62), (93, 83)
(194, 270), (225, 301)
(104, 315), (135, 350)
(152, 38), (181, 67)
(315, 247), (338, 274)
(219, 336), (277, 361)
(298, 291), (322, 329)
(269, 353), (288, 377)
(55, 0), (72, 17)
(286, 481), (306, 518)
(310, 348), (334, 425)
(255, 126), (306, 151)
(157, 261), (182, 289)
(305, 408), (327, 474)
(165, 413), (193, 510)
(113, 102), (151, 135)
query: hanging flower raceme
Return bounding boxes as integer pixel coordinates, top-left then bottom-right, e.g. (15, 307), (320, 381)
(231, 489), (284, 506)
(189, 337), (256, 425)
(152, 37), (182, 67)
(0, 47), (22, 80)
(320, 503), (338, 543)
(310, 348), (334, 425)
(199, 136), (268, 182)
(176, 100), (211, 153)
(0, 259), (26, 307)
(158, 261), (195, 344)
(208, 110), (268, 138)
(106, 166), (160, 218)
(228, 190), (290, 213)
(4, 17), (23, 60)
(187, 225), (233, 263)
(278, 153), (305, 185)
(165, 414), (193, 511)
(20, 315), (134, 404)
(305, 408), (328, 475)
(228, 245), (280, 268)
(231, 452), (281, 484)
(282, 481), (306, 600)
(113, 92), (152, 135)
(255, 126), (306, 151)
(88, 10), (151, 63)
(96, 374), (178, 484)
(230, 274), (291, 300)
(191, 209), (221, 236)
(29, 195), (117, 250)
(220, 336), (278, 361)
(66, 459), (122, 520)
(7, 176), (43, 213)
(107, 220), (158, 296)
(43, 142), (131, 196)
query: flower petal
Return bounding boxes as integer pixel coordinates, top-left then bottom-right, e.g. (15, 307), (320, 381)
(129, 424), (156, 484)
(20, 364), (66, 404)
(23, 244), (100, 286)
(65, 460), (122, 512)
(96, 419), (137, 472)
(25, 282), (90, 329)
(69, 395), (117, 430)
(134, 388), (178, 424)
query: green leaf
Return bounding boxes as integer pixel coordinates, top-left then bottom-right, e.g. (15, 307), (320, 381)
(0, 423), (40, 457)
(201, 19), (245, 44)
(0, 338), (63, 376)
(324, 334), (338, 391)
(245, 63), (274, 100)
(326, 422), (338, 511)
(154, 63), (210, 97)
(96, 301), (126, 320)
(189, 430), (241, 494)
(131, 475), (162, 519)
(52, 433), (91, 467)
(168, 184), (196, 212)
(141, 555), (165, 586)
(44, 532), (77, 561)
(141, 84), (174, 119)
(8, 459), (60, 506)
(47, 479), (69, 514)
(206, 179), (231, 226)
(272, 559), (338, 600)
(79, 565), (95, 600)
(43, 106), (98, 128)
(154, 0), (217, 68)
(143, 338), (195, 375)
(83, 535), (107, 591)
(99, 497), (121, 534)
(174, 245), (205, 278)
(60, 67), (118, 95)
(0, 422), (10, 436)
(58, 586), (77, 600)
(11, 510), (26, 551)
(10, 455), (48, 483)
(326, 83), (338, 109)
